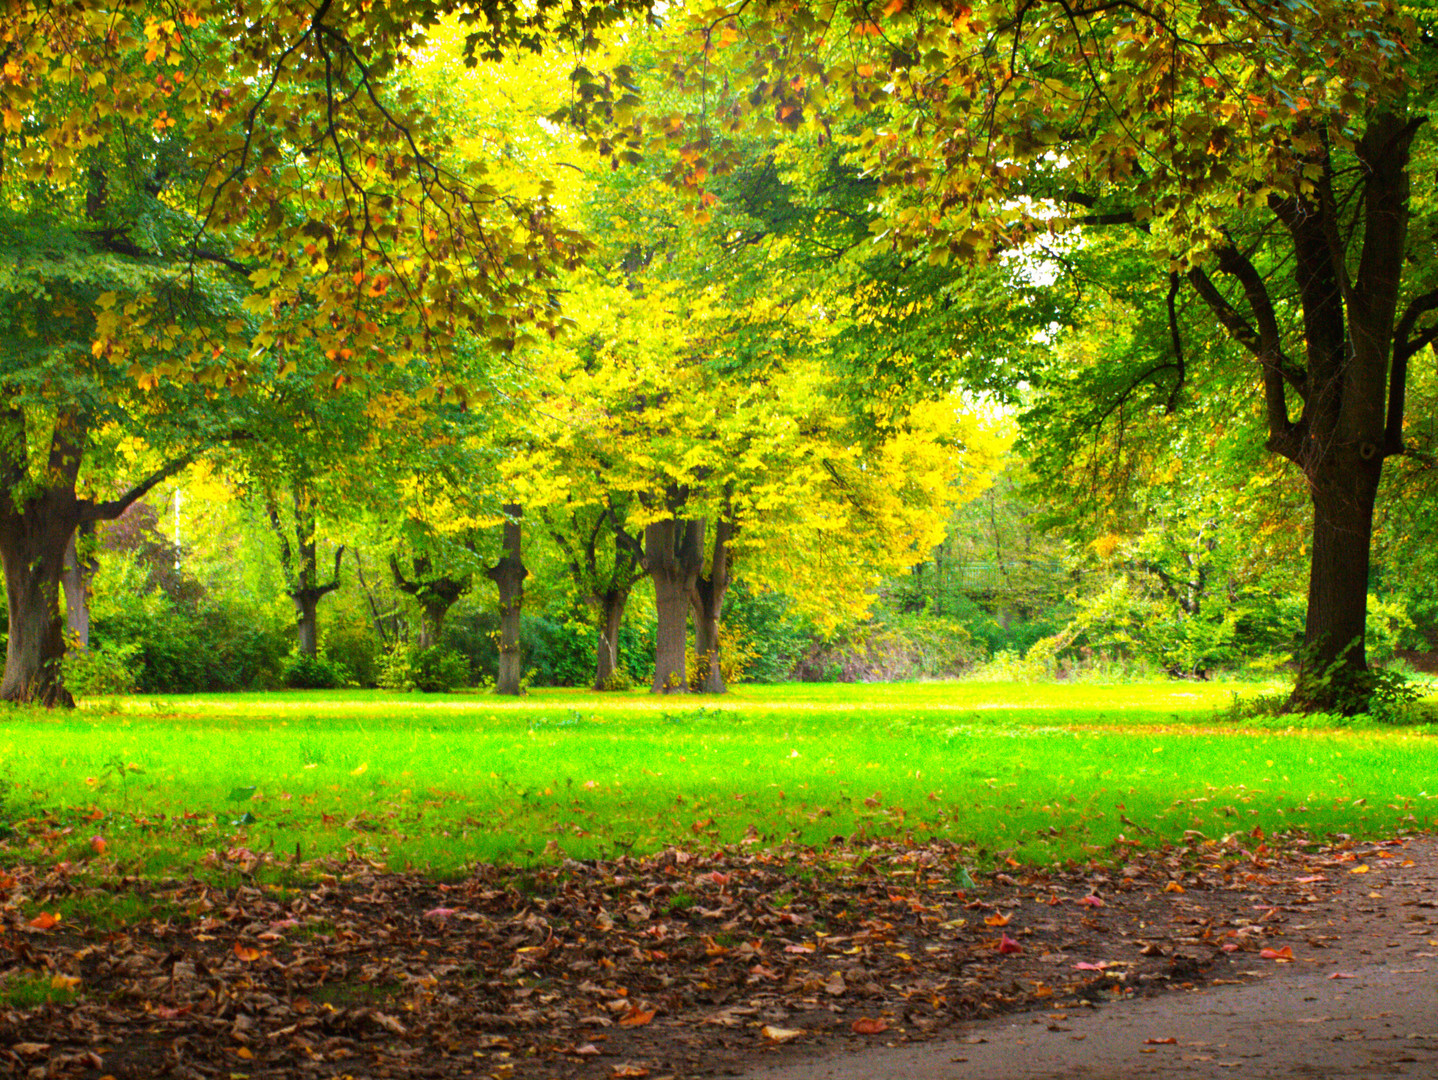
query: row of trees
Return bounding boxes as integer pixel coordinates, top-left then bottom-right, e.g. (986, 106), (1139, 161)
(5, 0), (1438, 711)
(1, 0), (1004, 704)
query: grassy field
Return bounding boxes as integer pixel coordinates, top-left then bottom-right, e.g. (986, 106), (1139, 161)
(3, 679), (1437, 880)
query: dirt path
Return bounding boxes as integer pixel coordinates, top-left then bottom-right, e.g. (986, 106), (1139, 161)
(742, 837), (1438, 1079)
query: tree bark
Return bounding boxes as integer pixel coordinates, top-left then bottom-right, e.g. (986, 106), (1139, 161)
(1, 499), (78, 707)
(593, 587), (630, 689)
(646, 517), (704, 694)
(487, 503), (526, 695)
(690, 519), (733, 694)
(1291, 454), (1384, 711)
(266, 485), (343, 658)
(390, 553), (470, 650)
(62, 524), (97, 650)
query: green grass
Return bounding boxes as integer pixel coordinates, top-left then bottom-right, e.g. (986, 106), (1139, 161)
(3, 680), (1437, 880)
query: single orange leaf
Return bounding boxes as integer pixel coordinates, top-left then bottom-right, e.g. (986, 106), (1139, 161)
(1259, 946), (1294, 961)
(1144, 1037), (1177, 1045)
(28, 912), (60, 930)
(233, 943), (262, 962)
(618, 1007), (655, 1028)
(1163, 881), (1184, 894)
(851, 1017), (889, 1035)
(983, 913), (1011, 927)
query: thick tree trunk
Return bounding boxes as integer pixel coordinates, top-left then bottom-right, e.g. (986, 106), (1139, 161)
(62, 526), (96, 649)
(1292, 455), (1383, 712)
(1, 503), (78, 706)
(593, 588), (629, 689)
(646, 518), (704, 694)
(487, 504), (526, 695)
(690, 520), (733, 694)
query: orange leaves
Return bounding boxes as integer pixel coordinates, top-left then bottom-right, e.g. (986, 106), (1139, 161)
(233, 943), (262, 962)
(851, 1017), (889, 1035)
(983, 913), (1011, 927)
(1162, 881), (1185, 894)
(995, 934), (1023, 955)
(1259, 946), (1294, 961)
(617, 1006), (655, 1028)
(28, 912), (60, 930)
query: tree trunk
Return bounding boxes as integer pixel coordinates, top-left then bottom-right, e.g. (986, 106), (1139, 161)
(690, 519), (733, 694)
(1, 501), (78, 706)
(593, 587), (629, 689)
(487, 504), (526, 695)
(293, 593), (321, 657)
(646, 517), (704, 694)
(391, 553), (471, 651)
(62, 525), (96, 650)
(1292, 454), (1384, 712)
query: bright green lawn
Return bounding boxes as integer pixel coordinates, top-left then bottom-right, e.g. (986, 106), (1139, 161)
(3, 680), (1437, 878)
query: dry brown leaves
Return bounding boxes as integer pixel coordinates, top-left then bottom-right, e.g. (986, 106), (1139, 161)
(0, 830), (1420, 1079)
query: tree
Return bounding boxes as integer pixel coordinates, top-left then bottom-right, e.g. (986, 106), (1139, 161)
(647, 0), (1437, 710)
(0, 0), (647, 704)
(540, 499), (648, 689)
(486, 503), (528, 695)
(263, 477), (346, 658)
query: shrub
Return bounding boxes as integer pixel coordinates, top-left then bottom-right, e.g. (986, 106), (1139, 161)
(61, 641), (140, 697)
(377, 645), (416, 692)
(794, 612), (979, 682)
(411, 646), (470, 693)
(281, 652), (351, 689)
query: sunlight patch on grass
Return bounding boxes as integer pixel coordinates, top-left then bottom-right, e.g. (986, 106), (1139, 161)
(3, 680), (1434, 880)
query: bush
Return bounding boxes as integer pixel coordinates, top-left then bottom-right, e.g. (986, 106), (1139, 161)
(377, 645), (417, 692)
(794, 612), (980, 682)
(441, 606), (653, 688)
(281, 652), (351, 689)
(61, 641), (140, 697)
(720, 584), (811, 683)
(411, 646), (470, 693)
(322, 622), (384, 688)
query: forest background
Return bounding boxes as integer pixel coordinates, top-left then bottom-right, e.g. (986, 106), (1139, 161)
(4, 0), (1438, 714)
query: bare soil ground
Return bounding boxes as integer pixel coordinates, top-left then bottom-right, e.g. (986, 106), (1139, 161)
(3, 829), (1434, 1079)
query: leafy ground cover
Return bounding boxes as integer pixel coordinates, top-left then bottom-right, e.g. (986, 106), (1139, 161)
(2, 832), (1430, 1079)
(4, 682), (1438, 1078)
(2, 681), (1435, 879)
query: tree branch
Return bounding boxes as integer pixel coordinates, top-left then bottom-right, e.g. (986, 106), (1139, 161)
(82, 453), (197, 523)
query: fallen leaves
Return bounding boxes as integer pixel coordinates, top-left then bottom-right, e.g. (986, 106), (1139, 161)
(760, 1025), (805, 1043)
(0, 832), (1424, 1080)
(618, 1007), (656, 1028)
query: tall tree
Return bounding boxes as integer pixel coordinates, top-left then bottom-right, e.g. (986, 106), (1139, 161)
(647, 0), (1438, 710)
(0, 0), (641, 703)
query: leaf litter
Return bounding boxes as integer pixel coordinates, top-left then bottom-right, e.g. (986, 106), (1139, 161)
(0, 829), (1424, 1078)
